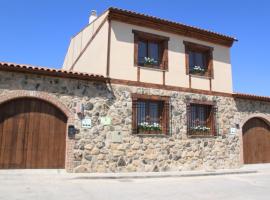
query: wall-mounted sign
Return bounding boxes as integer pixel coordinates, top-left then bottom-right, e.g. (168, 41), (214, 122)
(230, 127), (237, 135)
(100, 117), (111, 125)
(111, 131), (122, 143)
(82, 117), (92, 128)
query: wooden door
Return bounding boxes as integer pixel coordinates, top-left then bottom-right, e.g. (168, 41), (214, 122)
(0, 98), (67, 169)
(243, 117), (270, 164)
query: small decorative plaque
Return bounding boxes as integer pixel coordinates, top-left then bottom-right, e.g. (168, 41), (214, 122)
(230, 127), (237, 135)
(111, 132), (122, 143)
(81, 117), (92, 128)
(100, 117), (111, 125)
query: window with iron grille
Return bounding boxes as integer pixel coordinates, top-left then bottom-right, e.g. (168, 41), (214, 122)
(187, 101), (217, 137)
(132, 94), (170, 135)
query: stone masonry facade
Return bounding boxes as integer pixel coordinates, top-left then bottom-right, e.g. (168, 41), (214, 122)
(1, 71), (270, 172)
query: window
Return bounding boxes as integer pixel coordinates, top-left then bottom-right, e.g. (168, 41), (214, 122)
(133, 30), (169, 70)
(189, 51), (207, 72)
(184, 41), (213, 77)
(138, 40), (160, 67)
(187, 101), (217, 137)
(132, 94), (170, 135)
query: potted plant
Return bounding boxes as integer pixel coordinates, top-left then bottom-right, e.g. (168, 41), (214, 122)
(190, 125), (211, 136)
(138, 122), (162, 133)
(144, 57), (158, 67)
(190, 65), (205, 75)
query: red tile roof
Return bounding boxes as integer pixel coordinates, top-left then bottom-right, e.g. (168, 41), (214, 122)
(108, 7), (237, 47)
(233, 93), (270, 102)
(1, 62), (270, 102)
(0, 62), (106, 81)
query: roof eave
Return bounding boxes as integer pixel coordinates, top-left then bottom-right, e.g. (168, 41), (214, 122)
(108, 7), (236, 47)
(0, 62), (107, 82)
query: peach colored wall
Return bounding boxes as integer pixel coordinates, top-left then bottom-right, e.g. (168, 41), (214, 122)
(140, 68), (163, 84)
(63, 17), (233, 93)
(109, 20), (137, 81)
(62, 11), (109, 75)
(191, 76), (210, 90)
(109, 21), (233, 93)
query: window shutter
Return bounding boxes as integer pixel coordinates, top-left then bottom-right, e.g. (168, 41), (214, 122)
(186, 103), (191, 136)
(185, 46), (189, 75)
(212, 105), (218, 136)
(134, 34), (139, 66)
(207, 50), (214, 78)
(132, 99), (138, 134)
(162, 41), (168, 70)
(162, 101), (170, 135)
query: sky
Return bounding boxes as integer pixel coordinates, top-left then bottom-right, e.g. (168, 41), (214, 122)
(0, 0), (269, 96)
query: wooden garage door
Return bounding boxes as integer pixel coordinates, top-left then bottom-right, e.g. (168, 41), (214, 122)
(0, 98), (67, 169)
(243, 117), (270, 164)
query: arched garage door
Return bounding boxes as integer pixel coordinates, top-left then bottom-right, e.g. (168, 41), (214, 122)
(243, 117), (270, 164)
(0, 98), (67, 169)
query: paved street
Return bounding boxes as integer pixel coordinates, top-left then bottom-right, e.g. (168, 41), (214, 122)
(1, 168), (270, 200)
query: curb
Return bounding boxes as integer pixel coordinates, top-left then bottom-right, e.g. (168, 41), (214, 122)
(70, 170), (258, 180)
(0, 169), (258, 179)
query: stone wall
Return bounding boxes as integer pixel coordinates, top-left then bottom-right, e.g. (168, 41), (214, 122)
(0, 71), (270, 172)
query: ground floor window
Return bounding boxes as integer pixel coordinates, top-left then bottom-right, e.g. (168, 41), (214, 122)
(187, 100), (217, 137)
(132, 94), (170, 135)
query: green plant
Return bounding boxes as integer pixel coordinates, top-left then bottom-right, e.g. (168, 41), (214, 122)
(138, 122), (161, 131)
(190, 65), (205, 73)
(144, 57), (158, 65)
(190, 126), (210, 132)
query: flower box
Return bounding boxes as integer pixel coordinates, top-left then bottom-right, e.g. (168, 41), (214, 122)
(144, 57), (158, 67)
(189, 126), (211, 136)
(190, 66), (206, 75)
(138, 122), (162, 134)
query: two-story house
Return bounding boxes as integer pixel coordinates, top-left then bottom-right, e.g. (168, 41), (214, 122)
(0, 8), (270, 172)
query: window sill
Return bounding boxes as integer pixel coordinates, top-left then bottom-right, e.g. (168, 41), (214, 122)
(136, 65), (168, 72)
(187, 135), (216, 138)
(135, 133), (169, 137)
(189, 74), (213, 79)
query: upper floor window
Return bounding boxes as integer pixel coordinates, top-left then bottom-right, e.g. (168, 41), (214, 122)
(184, 41), (214, 78)
(187, 100), (217, 137)
(133, 30), (169, 70)
(132, 94), (170, 135)
(138, 40), (159, 67)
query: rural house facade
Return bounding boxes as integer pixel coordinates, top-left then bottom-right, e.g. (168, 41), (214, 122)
(0, 8), (270, 172)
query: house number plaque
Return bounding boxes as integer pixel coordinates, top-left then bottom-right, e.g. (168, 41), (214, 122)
(81, 117), (92, 128)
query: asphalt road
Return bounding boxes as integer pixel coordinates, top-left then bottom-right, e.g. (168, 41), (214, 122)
(0, 170), (270, 200)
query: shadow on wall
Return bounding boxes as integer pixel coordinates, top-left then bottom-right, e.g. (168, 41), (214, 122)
(111, 22), (231, 65)
(235, 98), (270, 115)
(0, 72), (117, 105)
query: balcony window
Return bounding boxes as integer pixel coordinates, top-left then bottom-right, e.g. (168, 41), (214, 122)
(184, 41), (214, 77)
(133, 30), (169, 70)
(138, 40), (159, 67)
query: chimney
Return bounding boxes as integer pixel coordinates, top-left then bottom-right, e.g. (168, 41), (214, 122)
(89, 10), (97, 24)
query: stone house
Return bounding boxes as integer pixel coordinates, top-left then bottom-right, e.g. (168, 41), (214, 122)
(0, 8), (270, 172)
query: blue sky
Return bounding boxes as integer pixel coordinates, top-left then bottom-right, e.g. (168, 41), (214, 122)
(0, 0), (269, 96)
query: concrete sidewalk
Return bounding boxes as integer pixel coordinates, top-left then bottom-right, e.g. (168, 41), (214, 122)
(0, 165), (263, 179)
(2, 164), (270, 200)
